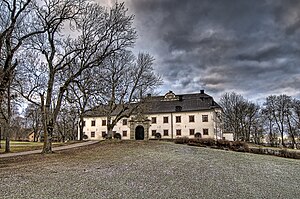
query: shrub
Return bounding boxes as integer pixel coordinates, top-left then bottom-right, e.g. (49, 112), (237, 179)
(230, 141), (249, 152)
(155, 133), (162, 139)
(189, 138), (215, 146)
(102, 133), (108, 139)
(174, 136), (189, 144)
(83, 134), (88, 140)
(276, 149), (299, 159)
(249, 147), (261, 154)
(216, 139), (231, 149)
(114, 133), (121, 140)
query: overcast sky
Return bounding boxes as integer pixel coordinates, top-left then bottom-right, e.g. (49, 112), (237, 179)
(102, 0), (300, 103)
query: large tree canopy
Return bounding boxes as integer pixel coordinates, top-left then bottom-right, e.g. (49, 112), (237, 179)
(7, 0), (138, 153)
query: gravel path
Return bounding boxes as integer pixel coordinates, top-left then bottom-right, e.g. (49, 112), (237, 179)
(0, 141), (299, 199)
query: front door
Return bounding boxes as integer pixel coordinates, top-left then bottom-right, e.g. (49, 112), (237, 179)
(135, 126), (144, 140)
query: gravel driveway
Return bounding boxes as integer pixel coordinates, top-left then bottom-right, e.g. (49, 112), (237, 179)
(0, 141), (299, 199)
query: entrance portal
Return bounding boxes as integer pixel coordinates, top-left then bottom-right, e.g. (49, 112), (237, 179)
(135, 126), (144, 140)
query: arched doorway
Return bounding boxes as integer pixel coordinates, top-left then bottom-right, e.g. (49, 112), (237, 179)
(135, 125), (144, 140)
(195, 132), (202, 138)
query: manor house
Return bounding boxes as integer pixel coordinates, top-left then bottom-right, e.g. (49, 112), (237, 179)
(80, 90), (223, 140)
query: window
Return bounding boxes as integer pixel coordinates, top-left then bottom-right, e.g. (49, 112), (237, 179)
(189, 129), (195, 136)
(175, 106), (182, 112)
(151, 117), (157, 124)
(175, 116), (181, 123)
(203, 129), (209, 135)
(189, 115), (195, 122)
(123, 119), (127, 125)
(163, 117), (169, 123)
(102, 131), (106, 137)
(122, 131), (127, 137)
(102, 120), (106, 126)
(91, 120), (96, 126)
(176, 129), (181, 136)
(82, 121), (86, 127)
(163, 130), (169, 136)
(152, 130), (156, 136)
(202, 115), (208, 122)
(91, 131), (95, 138)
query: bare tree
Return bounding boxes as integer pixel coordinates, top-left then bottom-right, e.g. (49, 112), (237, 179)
(0, 0), (50, 152)
(16, 1), (136, 153)
(261, 105), (277, 146)
(285, 99), (300, 148)
(0, 0), (44, 102)
(66, 68), (105, 140)
(98, 51), (161, 138)
(292, 99), (300, 148)
(219, 92), (260, 142)
(264, 95), (292, 147)
(56, 102), (78, 142)
(24, 103), (42, 142)
(219, 92), (244, 140)
(245, 102), (260, 142)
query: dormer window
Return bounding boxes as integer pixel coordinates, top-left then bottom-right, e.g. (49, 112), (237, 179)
(175, 106), (182, 112)
(165, 91), (176, 99)
(163, 91), (179, 101)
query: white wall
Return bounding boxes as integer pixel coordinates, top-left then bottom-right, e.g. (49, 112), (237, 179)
(222, 133), (234, 141)
(80, 109), (220, 140)
(148, 110), (216, 139)
(81, 117), (130, 140)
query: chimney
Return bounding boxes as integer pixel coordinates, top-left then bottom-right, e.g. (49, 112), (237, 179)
(200, 89), (204, 94)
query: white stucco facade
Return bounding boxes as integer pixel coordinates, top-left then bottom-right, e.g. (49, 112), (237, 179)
(80, 109), (222, 140)
(79, 90), (223, 140)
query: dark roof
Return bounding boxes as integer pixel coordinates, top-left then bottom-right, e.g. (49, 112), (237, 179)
(145, 91), (221, 114)
(84, 91), (221, 117)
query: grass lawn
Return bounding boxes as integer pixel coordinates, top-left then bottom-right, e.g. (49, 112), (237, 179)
(0, 140), (299, 199)
(0, 140), (79, 153)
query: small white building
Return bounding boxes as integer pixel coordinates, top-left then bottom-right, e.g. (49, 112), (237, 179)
(80, 90), (223, 140)
(222, 132), (234, 141)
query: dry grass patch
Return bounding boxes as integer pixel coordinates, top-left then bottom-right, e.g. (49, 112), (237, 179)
(0, 140), (81, 154)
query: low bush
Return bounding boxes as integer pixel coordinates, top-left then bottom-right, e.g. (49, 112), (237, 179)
(277, 149), (300, 159)
(114, 133), (121, 140)
(83, 134), (88, 140)
(230, 141), (249, 152)
(102, 133), (108, 139)
(173, 136), (300, 159)
(174, 136), (189, 144)
(189, 138), (215, 146)
(155, 133), (162, 139)
(216, 139), (231, 149)
(249, 147), (264, 154)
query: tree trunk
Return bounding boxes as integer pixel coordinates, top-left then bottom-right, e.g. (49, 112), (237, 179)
(5, 80), (11, 153)
(5, 136), (10, 153)
(280, 132), (284, 147)
(107, 116), (114, 139)
(286, 114), (296, 149)
(79, 116), (84, 140)
(40, 94), (53, 153)
(42, 125), (53, 153)
(107, 125), (114, 139)
(291, 134), (296, 149)
(268, 120), (274, 147)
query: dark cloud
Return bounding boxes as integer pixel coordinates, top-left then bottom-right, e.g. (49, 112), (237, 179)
(124, 0), (300, 101)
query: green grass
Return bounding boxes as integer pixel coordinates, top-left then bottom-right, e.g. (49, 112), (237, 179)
(0, 140), (78, 153)
(248, 142), (300, 152)
(1, 141), (299, 198)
